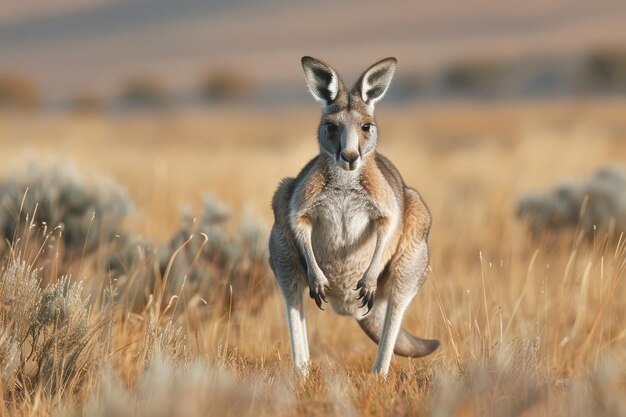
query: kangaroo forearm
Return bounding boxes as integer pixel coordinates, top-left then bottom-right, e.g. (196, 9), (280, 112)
(291, 214), (323, 277)
(291, 213), (329, 309)
(365, 216), (394, 278)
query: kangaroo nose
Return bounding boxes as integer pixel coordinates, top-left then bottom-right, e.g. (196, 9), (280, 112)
(340, 150), (359, 164)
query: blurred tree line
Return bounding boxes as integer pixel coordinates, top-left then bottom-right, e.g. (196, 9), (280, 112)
(1, 48), (626, 112)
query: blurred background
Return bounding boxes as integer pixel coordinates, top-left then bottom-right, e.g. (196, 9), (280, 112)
(1, 0), (626, 110)
(1, 0), (626, 256)
(0, 3), (625, 416)
(0, 0), (625, 241)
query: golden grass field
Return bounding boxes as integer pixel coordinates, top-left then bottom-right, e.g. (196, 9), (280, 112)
(0, 100), (625, 416)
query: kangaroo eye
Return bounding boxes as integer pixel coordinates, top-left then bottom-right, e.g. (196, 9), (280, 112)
(362, 123), (372, 132)
(326, 123), (338, 133)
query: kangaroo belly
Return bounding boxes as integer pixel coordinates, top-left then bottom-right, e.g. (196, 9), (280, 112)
(314, 240), (375, 286)
(315, 239), (376, 316)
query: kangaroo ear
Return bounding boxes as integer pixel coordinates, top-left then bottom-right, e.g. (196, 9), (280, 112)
(356, 57), (397, 105)
(301, 56), (341, 105)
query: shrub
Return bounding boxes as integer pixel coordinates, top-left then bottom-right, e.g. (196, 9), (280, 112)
(0, 162), (132, 258)
(107, 195), (273, 316)
(580, 49), (626, 93)
(200, 69), (254, 102)
(0, 73), (40, 111)
(0, 256), (101, 395)
(439, 58), (510, 96)
(516, 166), (626, 237)
(68, 91), (104, 113)
(118, 76), (168, 109)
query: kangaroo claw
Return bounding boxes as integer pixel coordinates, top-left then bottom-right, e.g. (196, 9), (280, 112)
(355, 279), (376, 315)
(309, 279), (329, 310)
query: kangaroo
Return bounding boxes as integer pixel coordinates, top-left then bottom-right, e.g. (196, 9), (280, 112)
(269, 56), (439, 376)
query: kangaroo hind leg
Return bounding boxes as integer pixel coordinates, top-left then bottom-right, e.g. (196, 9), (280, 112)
(280, 278), (310, 375)
(365, 188), (437, 375)
(270, 177), (311, 376)
(358, 297), (439, 359)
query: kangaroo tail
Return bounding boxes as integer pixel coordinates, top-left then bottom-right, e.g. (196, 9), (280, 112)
(357, 305), (439, 358)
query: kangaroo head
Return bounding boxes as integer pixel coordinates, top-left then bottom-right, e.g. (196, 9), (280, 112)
(301, 56), (397, 171)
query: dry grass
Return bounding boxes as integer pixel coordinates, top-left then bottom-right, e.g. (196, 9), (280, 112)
(0, 101), (625, 416)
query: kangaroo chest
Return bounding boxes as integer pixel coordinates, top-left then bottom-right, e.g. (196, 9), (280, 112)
(310, 187), (377, 288)
(314, 188), (374, 245)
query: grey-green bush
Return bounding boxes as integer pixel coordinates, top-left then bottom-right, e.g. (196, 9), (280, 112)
(107, 194), (273, 316)
(516, 166), (626, 237)
(0, 256), (101, 394)
(0, 162), (132, 257)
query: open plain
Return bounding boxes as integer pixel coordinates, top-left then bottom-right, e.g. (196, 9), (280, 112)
(0, 101), (625, 416)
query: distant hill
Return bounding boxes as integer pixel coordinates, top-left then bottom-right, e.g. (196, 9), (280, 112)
(1, 0), (626, 104)
(0, 0), (116, 26)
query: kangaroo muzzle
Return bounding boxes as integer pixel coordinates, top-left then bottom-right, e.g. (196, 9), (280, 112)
(340, 150), (360, 171)
(339, 129), (361, 171)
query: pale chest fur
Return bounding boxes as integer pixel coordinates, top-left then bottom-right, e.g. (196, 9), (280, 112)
(309, 180), (378, 292)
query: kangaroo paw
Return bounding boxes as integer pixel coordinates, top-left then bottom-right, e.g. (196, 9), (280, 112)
(355, 278), (376, 315)
(309, 276), (329, 310)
